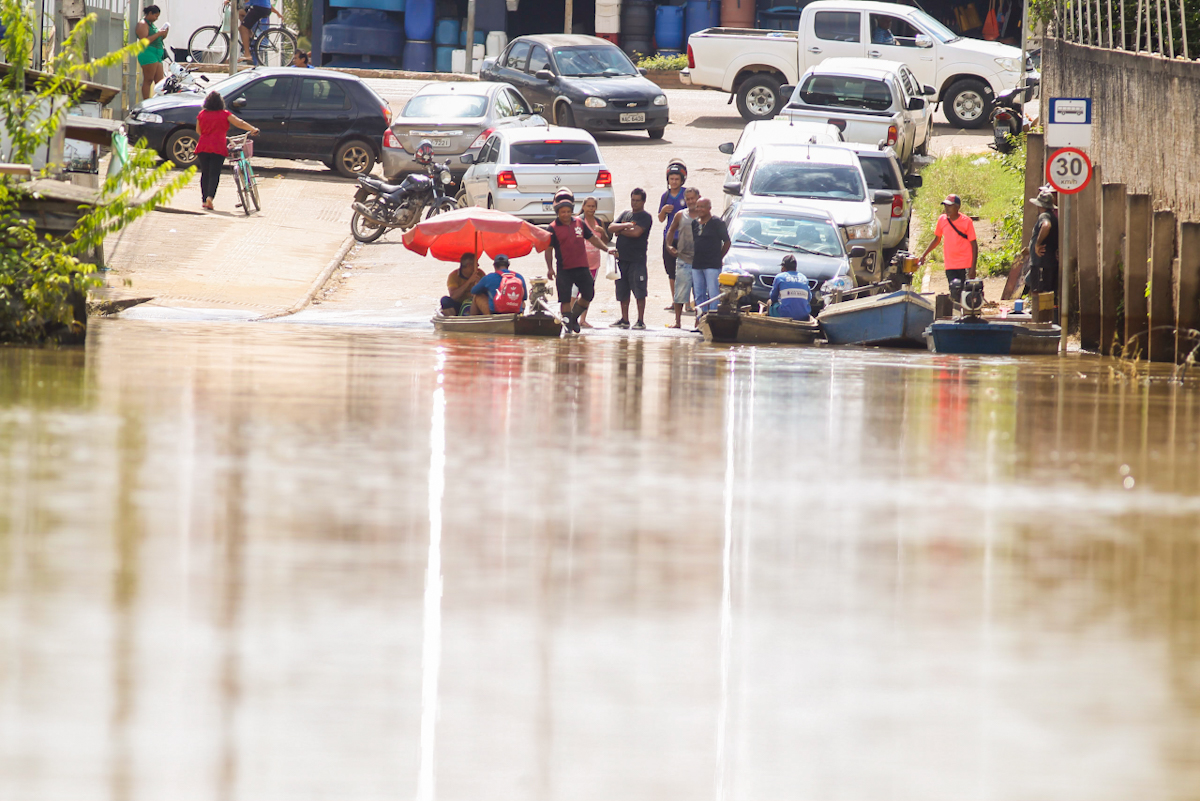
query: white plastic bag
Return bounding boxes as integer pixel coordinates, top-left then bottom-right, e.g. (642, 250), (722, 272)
(604, 252), (618, 281)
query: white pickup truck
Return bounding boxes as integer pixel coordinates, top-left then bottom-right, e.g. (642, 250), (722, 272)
(680, 0), (1030, 128)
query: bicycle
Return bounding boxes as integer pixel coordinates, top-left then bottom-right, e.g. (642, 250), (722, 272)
(227, 133), (260, 215)
(188, 3), (297, 68)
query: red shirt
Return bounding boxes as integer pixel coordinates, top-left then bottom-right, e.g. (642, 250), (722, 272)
(195, 109), (232, 156)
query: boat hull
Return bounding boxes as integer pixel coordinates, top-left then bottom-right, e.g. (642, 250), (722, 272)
(432, 312), (562, 337)
(699, 312), (821, 345)
(817, 290), (935, 347)
(925, 320), (1017, 354)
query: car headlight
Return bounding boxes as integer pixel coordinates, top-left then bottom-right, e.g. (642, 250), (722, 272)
(844, 220), (879, 240)
(584, 97), (606, 108)
(823, 274), (856, 295)
(133, 111), (163, 124)
(995, 57), (1018, 72)
(653, 94), (668, 106)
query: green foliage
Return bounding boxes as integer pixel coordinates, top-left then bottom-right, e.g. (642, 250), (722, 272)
(0, 0), (192, 345)
(636, 53), (688, 70)
(282, 0), (313, 41)
(912, 138), (1027, 278)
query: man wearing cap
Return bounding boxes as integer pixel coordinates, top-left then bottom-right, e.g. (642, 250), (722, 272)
(1024, 189), (1059, 297)
(470, 254), (527, 316)
(768, 255), (812, 321)
(918, 194), (978, 298)
(544, 189), (617, 333)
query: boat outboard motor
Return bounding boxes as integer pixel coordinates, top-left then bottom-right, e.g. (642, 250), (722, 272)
(960, 278), (986, 318)
(715, 270), (755, 314)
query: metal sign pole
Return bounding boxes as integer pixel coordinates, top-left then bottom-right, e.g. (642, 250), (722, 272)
(1059, 192), (1072, 353)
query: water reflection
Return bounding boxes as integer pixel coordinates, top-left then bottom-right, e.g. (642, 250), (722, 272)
(1, 325), (1199, 800)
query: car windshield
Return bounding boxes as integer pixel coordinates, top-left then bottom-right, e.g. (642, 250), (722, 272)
(909, 9), (960, 42)
(798, 75), (893, 111)
(509, 141), (599, 164)
(730, 214), (844, 258)
(211, 71), (260, 97)
(402, 94), (489, 118)
(750, 162), (866, 202)
(553, 46), (636, 77)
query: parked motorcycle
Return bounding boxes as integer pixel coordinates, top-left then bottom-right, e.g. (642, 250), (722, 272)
(991, 75), (1039, 154)
(350, 148), (457, 244)
(154, 56), (210, 96)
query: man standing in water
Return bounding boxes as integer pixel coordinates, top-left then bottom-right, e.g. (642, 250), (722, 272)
(917, 194), (978, 300)
(609, 188), (654, 330)
(544, 190), (616, 333)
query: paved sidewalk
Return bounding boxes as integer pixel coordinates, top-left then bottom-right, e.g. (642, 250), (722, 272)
(104, 160), (355, 314)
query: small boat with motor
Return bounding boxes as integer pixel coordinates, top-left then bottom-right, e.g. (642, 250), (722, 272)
(431, 276), (562, 337)
(699, 311), (822, 344)
(924, 279), (1061, 354)
(817, 288), (936, 347)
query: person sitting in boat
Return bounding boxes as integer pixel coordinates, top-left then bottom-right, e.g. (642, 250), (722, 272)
(440, 252), (486, 316)
(470, 254), (527, 316)
(768, 255), (812, 321)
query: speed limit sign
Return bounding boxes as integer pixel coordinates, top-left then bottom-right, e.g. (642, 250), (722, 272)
(1046, 147), (1092, 194)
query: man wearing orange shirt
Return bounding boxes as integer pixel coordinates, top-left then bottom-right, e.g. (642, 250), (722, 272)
(918, 194), (978, 298)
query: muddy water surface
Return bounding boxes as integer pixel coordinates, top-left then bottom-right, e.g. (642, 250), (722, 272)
(2, 320), (1199, 801)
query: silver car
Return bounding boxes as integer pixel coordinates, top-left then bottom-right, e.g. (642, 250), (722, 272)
(381, 82), (547, 182)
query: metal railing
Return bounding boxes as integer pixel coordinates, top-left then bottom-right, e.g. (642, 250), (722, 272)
(1051, 0), (1197, 59)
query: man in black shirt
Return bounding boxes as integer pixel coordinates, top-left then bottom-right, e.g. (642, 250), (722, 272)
(690, 197), (731, 317)
(1024, 190), (1059, 297)
(608, 188), (654, 329)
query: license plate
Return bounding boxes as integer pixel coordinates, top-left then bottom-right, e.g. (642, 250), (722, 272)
(619, 112), (646, 124)
(429, 138), (451, 148)
(542, 201), (554, 211)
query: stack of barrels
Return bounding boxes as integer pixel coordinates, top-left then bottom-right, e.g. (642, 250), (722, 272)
(602, 0), (757, 61)
(321, 0), (406, 67)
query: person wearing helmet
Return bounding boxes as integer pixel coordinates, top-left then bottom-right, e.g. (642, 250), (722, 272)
(657, 161), (688, 305)
(768, 254), (812, 320)
(414, 139), (435, 166)
(470, 254), (527, 315)
(544, 189), (616, 333)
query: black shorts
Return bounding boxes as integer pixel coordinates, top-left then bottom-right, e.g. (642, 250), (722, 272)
(662, 240), (676, 280)
(557, 266), (595, 304)
(242, 5), (271, 29)
(615, 260), (648, 302)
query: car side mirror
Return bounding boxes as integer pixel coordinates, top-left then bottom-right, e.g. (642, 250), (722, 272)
(779, 84), (795, 99)
(718, 142), (735, 155)
(460, 153), (475, 164)
(906, 97), (925, 111)
(723, 180), (742, 196)
(923, 84), (937, 96)
(914, 34), (933, 48)
(531, 103), (544, 114)
(638, 67), (647, 76)
(481, 57), (496, 73)
(849, 246), (867, 259)
(904, 174), (923, 189)
(873, 190), (895, 204)
(535, 69), (555, 82)
(231, 97), (247, 109)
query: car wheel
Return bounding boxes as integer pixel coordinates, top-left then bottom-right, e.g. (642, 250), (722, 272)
(647, 127), (665, 140)
(556, 103), (576, 128)
(456, 189), (469, 208)
(944, 79), (991, 129)
(334, 139), (376, 179)
(165, 129), (199, 168)
(735, 74), (783, 122)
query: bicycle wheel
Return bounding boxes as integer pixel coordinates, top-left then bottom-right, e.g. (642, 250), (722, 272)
(253, 27), (297, 68)
(232, 163), (251, 216)
(245, 159), (261, 212)
(187, 25), (229, 64)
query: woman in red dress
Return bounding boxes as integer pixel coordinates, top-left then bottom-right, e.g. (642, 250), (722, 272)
(195, 91), (259, 210)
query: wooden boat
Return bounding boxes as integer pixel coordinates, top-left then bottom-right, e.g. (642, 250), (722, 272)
(431, 310), (562, 337)
(699, 311), (822, 345)
(924, 318), (1062, 355)
(817, 289), (936, 347)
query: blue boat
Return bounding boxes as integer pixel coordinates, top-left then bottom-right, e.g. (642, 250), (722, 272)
(925, 319), (1017, 354)
(817, 289), (935, 348)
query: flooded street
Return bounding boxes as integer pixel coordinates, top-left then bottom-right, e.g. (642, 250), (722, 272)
(3, 319), (1200, 800)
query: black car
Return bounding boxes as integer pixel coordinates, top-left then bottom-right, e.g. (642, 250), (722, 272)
(125, 68), (391, 178)
(480, 34), (669, 139)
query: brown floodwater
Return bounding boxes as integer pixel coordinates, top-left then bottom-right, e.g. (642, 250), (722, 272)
(2, 318), (1200, 801)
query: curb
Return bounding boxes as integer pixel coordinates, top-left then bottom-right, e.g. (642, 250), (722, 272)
(254, 235), (356, 321)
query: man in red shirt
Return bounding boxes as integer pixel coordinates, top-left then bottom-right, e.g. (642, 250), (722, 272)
(918, 194), (978, 296)
(544, 190), (616, 333)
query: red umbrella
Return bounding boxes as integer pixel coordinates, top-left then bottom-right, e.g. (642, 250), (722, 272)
(402, 207), (552, 262)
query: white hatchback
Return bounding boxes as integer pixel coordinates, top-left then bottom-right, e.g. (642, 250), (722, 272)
(717, 119), (844, 179)
(458, 126), (616, 223)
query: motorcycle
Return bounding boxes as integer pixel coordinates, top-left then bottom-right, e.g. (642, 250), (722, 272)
(991, 75), (1039, 154)
(154, 56), (210, 96)
(350, 158), (457, 243)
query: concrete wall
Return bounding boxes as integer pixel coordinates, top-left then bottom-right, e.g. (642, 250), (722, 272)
(1042, 38), (1200, 221)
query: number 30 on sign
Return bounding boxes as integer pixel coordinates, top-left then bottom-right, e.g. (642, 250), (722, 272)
(1046, 147), (1092, 194)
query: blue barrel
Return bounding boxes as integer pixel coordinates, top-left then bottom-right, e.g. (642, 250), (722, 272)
(458, 29), (487, 46)
(434, 18), (459, 44)
(434, 44), (454, 72)
(655, 5), (685, 51)
(322, 9), (404, 57)
(685, 0), (718, 37)
(402, 39), (434, 71)
(404, 0), (436, 42)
